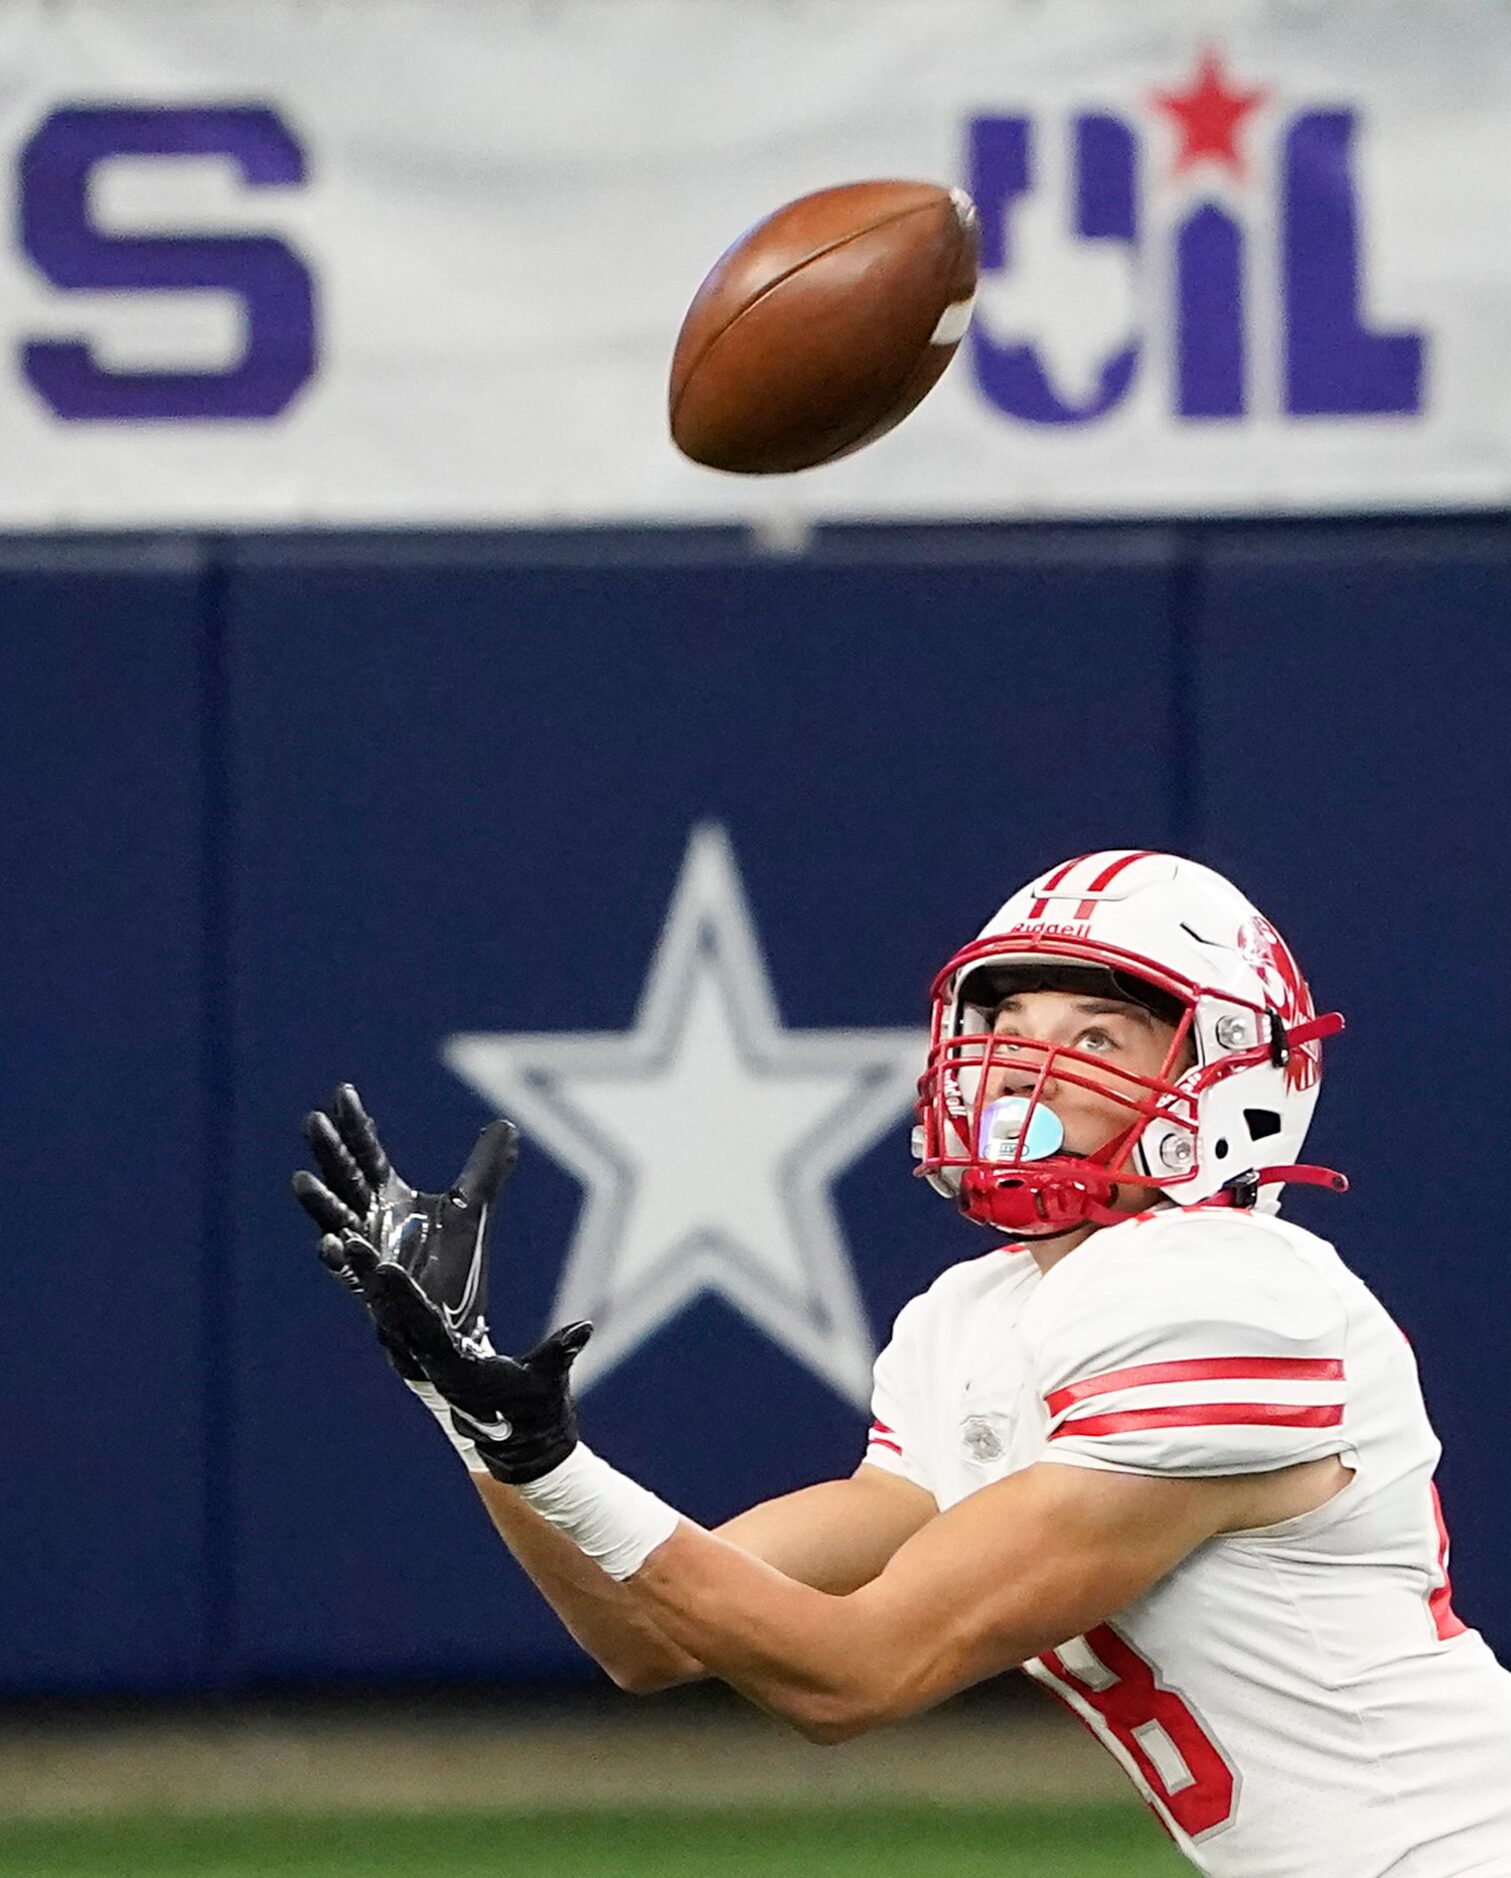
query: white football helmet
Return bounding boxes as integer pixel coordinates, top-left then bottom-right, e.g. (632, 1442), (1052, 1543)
(913, 850), (1346, 1237)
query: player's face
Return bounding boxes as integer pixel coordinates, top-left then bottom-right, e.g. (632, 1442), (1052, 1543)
(983, 990), (1189, 1166)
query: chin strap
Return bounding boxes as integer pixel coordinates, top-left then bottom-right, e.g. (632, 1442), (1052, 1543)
(1276, 1010), (1345, 1057)
(1207, 1164), (1350, 1209)
(961, 1154), (1349, 1235)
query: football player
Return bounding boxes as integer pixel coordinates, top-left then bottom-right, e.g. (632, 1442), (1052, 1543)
(295, 851), (1511, 1878)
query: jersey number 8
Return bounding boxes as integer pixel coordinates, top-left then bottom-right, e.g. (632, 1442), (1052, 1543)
(1038, 1625), (1236, 1839)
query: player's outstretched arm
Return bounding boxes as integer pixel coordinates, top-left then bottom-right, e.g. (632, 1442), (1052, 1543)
(628, 1453), (1345, 1740)
(328, 1143), (1351, 1737)
(294, 1095), (928, 1693)
(336, 1223), (1231, 1736)
(468, 1464), (934, 1693)
(418, 1317), (1333, 1742)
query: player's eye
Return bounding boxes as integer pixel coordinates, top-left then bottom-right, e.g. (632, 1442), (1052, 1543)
(1076, 1026), (1117, 1053)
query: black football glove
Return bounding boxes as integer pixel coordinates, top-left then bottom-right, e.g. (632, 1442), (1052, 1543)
(292, 1082), (516, 1380)
(339, 1230), (592, 1486)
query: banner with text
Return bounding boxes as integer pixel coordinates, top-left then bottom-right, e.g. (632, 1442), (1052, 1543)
(0, 0), (1506, 525)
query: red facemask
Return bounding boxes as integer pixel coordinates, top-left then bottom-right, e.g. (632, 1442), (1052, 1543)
(920, 1020), (1200, 1237)
(916, 944), (1346, 1236)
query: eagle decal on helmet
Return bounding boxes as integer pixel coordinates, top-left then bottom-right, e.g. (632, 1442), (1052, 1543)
(1236, 914), (1321, 1093)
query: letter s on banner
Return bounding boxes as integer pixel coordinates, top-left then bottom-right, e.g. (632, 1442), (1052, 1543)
(19, 105), (316, 421)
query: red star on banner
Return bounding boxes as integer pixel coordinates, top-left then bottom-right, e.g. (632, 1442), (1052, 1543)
(1152, 48), (1268, 178)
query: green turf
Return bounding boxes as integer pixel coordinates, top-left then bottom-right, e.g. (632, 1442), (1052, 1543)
(0, 1805), (1189, 1878)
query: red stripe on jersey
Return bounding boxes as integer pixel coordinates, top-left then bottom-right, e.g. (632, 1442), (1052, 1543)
(1045, 1356), (1344, 1417)
(1429, 1482), (1468, 1640)
(867, 1433), (903, 1457)
(1051, 1401), (1344, 1439)
(1072, 849), (1158, 921)
(1027, 853), (1090, 921)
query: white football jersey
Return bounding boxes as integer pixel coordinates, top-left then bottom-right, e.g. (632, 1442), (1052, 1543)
(864, 1209), (1511, 1878)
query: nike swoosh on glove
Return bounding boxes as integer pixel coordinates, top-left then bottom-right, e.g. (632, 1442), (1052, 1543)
(342, 1231), (593, 1487)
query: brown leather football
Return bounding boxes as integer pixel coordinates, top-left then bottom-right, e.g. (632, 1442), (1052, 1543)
(669, 179), (979, 475)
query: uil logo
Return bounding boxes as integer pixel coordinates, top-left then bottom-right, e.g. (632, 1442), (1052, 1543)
(966, 48), (1426, 426)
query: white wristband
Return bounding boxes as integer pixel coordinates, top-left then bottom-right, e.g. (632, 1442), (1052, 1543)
(517, 1443), (682, 1581)
(405, 1378), (489, 1475)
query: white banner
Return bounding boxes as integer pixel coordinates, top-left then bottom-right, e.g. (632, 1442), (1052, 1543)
(0, 0), (1506, 526)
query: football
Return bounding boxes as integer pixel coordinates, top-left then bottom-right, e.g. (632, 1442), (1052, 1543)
(668, 179), (979, 475)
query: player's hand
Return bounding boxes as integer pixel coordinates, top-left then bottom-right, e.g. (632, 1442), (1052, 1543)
(340, 1231), (592, 1486)
(292, 1083), (516, 1378)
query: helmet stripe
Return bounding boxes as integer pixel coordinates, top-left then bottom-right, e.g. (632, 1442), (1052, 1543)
(1026, 852), (1091, 920)
(1072, 848), (1159, 920)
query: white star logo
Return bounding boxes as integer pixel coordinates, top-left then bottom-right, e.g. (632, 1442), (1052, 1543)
(443, 824), (926, 1408)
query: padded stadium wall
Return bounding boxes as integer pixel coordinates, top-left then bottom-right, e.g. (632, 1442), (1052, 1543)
(3, 514), (1507, 1696)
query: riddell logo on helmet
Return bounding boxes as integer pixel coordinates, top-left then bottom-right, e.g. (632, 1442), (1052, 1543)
(1007, 921), (1092, 940)
(1236, 914), (1321, 1092)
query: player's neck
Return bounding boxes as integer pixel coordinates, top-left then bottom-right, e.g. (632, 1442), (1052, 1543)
(1028, 1223), (1099, 1275)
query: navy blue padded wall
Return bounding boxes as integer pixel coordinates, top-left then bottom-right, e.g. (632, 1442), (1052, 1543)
(0, 542), (209, 1690)
(222, 532), (1180, 1685)
(6, 515), (1507, 1700)
(1195, 524), (1511, 1654)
